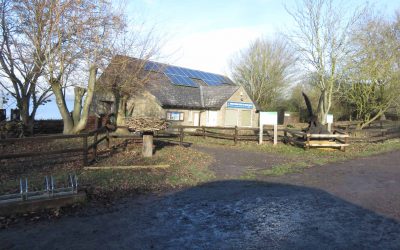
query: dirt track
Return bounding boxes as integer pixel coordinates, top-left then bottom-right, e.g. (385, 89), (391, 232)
(1, 148), (400, 249)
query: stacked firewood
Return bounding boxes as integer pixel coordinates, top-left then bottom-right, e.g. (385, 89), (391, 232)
(0, 120), (25, 139)
(124, 117), (168, 132)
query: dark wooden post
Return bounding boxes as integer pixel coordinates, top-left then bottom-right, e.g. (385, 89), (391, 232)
(179, 127), (184, 146)
(202, 126), (206, 139)
(142, 131), (154, 157)
(106, 128), (110, 149)
(93, 130), (98, 160)
(83, 134), (88, 166)
(234, 126), (238, 145)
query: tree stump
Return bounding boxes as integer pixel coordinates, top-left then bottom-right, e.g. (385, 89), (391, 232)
(142, 131), (154, 157)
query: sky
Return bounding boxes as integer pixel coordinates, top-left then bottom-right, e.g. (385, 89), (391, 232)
(128, 0), (399, 75)
(2, 0), (399, 119)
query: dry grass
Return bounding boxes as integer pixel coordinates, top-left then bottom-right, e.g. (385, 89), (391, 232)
(0, 139), (214, 201)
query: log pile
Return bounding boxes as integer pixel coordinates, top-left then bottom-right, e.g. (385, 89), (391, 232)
(124, 117), (168, 132)
(0, 121), (25, 139)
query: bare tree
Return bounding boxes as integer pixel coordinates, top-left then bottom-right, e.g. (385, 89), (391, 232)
(95, 26), (163, 133)
(343, 10), (400, 128)
(286, 0), (366, 124)
(231, 37), (295, 110)
(35, 0), (126, 134)
(0, 0), (53, 133)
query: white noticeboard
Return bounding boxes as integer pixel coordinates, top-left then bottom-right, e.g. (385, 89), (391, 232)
(259, 111), (278, 145)
(326, 114), (334, 124)
(260, 112), (278, 125)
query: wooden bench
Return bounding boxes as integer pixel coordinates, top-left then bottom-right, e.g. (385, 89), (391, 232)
(284, 129), (350, 151)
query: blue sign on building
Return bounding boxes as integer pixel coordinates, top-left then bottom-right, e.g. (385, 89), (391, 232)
(227, 101), (253, 109)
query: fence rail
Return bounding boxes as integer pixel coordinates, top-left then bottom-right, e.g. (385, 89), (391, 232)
(1, 121), (399, 165)
(0, 127), (111, 166)
(161, 125), (283, 145)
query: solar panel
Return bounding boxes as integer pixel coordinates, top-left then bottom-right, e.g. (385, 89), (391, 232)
(164, 66), (179, 75)
(203, 79), (221, 86)
(144, 61), (233, 87)
(144, 62), (161, 72)
(166, 74), (198, 87)
(189, 70), (203, 79)
(175, 67), (188, 76)
(222, 76), (234, 84)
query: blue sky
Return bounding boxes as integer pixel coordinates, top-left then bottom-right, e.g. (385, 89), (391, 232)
(3, 0), (399, 119)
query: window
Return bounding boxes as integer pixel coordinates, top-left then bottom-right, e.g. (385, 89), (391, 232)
(166, 111), (184, 121)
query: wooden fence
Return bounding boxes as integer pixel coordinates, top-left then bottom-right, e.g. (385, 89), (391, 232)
(0, 127), (113, 166)
(333, 120), (400, 142)
(157, 125), (284, 145)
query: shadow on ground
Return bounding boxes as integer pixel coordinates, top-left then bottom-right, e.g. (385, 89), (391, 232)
(1, 180), (400, 249)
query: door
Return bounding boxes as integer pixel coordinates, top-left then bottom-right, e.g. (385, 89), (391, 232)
(207, 111), (218, 126)
(225, 109), (238, 127)
(240, 110), (252, 127)
(193, 112), (200, 126)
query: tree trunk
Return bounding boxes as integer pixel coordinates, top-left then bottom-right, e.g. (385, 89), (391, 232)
(51, 65), (97, 134)
(359, 110), (385, 129)
(115, 95), (129, 134)
(51, 80), (75, 134)
(19, 96), (34, 135)
(70, 65), (97, 134)
(72, 87), (86, 124)
(316, 90), (328, 125)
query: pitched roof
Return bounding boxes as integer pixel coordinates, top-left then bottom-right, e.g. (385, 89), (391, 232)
(98, 56), (248, 110)
(146, 72), (239, 109)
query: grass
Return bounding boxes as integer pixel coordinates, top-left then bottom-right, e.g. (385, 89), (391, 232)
(2, 132), (400, 200)
(174, 135), (400, 177)
(0, 139), (214, 201)
(80, 143), (214, 199)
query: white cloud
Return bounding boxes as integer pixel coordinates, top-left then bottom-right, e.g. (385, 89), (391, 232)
(161, 26), (274, 76)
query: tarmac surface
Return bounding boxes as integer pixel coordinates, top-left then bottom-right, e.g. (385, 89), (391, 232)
(1, 149), (400, 249)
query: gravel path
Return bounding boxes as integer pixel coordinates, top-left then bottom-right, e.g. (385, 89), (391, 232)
(1, 148), (400, 249)
(193, 145), (288, 179)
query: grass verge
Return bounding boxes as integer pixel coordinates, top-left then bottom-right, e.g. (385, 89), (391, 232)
(0, 140), (214, 201)
(173, 135), (400, 177)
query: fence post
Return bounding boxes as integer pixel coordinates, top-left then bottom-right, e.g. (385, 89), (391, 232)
(343, 136), (348, 152)
(234, 126), (238, 145)
(142, 131), (154, 157)
(202, 126), (206, 139)
(83, 134), (88, 166)
(106, 128), (110, 149)
(179, 127), (184, 146)
(306, 134), (310, 150)
(93, 130), (98, 160)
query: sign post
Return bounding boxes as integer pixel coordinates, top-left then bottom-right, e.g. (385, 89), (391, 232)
(326, 114), (333, 133)
(259, 112), (278, 145)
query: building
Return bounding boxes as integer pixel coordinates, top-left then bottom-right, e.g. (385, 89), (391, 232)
(93, 56), (259, 127)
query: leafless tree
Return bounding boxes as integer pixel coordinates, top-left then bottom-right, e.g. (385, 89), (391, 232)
(0, 0), (53, 133)
(343, 10), (400, 128)
(286, 0), (366, 124)
(231, 37), (295, 110)
(32, 0), (127, 134)
(95, 27), (163, 133)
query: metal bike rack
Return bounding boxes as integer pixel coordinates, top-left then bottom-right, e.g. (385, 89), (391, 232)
(0, 174), (78, 204)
